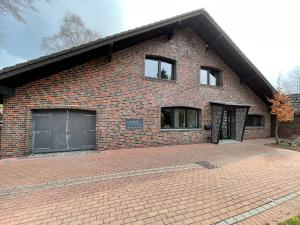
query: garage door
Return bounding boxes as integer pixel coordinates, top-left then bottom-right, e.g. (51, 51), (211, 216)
(32, 109), (96, 153)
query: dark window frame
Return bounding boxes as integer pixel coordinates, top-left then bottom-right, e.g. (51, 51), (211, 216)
(199, 67), (222, 86)
(246, 114), (264, 127)
(160, 106), (201, 129)
(144, 55), (176, 80)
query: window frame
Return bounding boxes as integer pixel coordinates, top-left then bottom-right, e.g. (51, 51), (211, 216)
(245, 114), (264, 128)
(160, 106), (201, 130)
(144, 55), (176, 80)
(199, 67), (222, 86)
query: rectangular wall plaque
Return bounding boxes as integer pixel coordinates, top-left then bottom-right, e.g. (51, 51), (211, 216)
(126, 119), (144, 130)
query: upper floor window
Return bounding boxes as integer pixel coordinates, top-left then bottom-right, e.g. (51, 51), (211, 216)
(200, 67), (221, 86)
(246, 115), (264, 127)
(161, 107), (201, 129)
(145, 56), (175, 80)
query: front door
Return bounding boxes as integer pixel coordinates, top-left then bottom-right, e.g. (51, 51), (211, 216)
(220, 109), (232, 140)
(211, 103), (249, 143)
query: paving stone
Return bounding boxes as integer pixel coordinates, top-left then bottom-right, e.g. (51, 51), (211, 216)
(233, 214), (245, 222)
(225, 217), (237, 224)
(269, 201), (278, 207)
(241, 212), (252, 219)
(1, 140), (300, 225)
(262, 204), (272, 210)
(0, 164), (201, 196)
(256, 206), (265, 213)
(248, 209), (259, 216)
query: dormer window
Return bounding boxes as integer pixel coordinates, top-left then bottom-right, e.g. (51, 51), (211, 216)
(144, 56), (175, 80)
(200, 67), (221, 86)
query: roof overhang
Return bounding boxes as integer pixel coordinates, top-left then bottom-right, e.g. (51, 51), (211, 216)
(0, 9), (275, 104)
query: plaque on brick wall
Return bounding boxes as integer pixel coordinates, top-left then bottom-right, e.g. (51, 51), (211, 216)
(126, 119), (144, 130)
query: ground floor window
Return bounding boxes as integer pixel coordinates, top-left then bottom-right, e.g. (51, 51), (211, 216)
(246, 115), (264, 127)
(161, 107), (200, 129)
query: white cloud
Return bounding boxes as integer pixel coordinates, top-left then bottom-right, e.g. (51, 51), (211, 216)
(0, 49), (27, 69)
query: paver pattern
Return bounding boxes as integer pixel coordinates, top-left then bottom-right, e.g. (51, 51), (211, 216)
(1, 139), (300, 225)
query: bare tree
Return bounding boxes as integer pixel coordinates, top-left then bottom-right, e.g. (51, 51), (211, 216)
(276, 72), (291, 93)
(276, 72), (282, 91)
(0, 0), (35, 23)
(0, 0), (39, 44)
(288, 67), (300, 93)
(41, 13), (100, 54)
(276, 66), (300, 94)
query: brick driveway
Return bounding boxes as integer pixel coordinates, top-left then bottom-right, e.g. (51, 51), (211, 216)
(1, 139), (300, 225)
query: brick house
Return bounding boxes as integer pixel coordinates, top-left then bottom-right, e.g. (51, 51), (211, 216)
(0, 9), (274, 158)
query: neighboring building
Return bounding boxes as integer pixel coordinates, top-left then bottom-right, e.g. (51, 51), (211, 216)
(277, 94), (300, 137)
(0, 9), (274, 158)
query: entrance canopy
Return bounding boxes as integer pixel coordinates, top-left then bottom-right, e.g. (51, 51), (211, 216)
(210, 101), (250, 144)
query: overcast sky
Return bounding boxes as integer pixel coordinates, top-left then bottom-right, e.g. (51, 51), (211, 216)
(0, 0), (299, 86)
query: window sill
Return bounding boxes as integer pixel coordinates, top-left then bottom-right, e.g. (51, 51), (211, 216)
(160, 128), (202, 132)
(143, 77), (176, 83)
(199, 84), (223, 89)
(245, 126), (264, 129)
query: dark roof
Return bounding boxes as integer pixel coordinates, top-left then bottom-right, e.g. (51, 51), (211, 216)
(0, 8), (274, 103)
(289, 94), (300, 114)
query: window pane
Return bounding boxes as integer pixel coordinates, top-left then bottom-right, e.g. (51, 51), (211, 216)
(200, 69), (208, 85)
(174, 109), (185, 128)
(161, 108), (174, 128)
(145, 59), (159, 78)
(160, 62), (173, 80)
(253, 116), (261, 126)
(209, 70), (220, 86)
(161, 107), (200, 129)
(246, 115), (263, 127)
(187, 109), (198, 128)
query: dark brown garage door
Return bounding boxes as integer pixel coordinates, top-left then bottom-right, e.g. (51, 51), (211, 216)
(32, 109), (96, 153)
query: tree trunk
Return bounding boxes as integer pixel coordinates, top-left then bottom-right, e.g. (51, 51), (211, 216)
(275, 117), (279, 144)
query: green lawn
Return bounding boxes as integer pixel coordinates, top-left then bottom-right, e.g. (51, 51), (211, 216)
(279, 215), (300, 225)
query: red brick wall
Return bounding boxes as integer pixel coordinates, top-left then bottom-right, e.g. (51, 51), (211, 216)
(0, 28), (270, 157)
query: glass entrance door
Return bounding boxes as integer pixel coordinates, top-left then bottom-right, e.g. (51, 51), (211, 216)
(211, 103), (249, 143)
(220, 109), (232, 140)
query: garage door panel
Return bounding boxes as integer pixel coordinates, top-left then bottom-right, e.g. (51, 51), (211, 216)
(80, 113), (96, 148)
(82, 114), (96, 129)
(33, 110), (96, 153)
(33, 131), (52, 151)
(81, 130), (96, 148)
(68, 111), (96, 149)
(68, 111), (85, 149)
(34, 113), (52, 131)
(32, 112), (52, 153)
(87, 130), (96, 147)
(51, 111), (67, 151)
